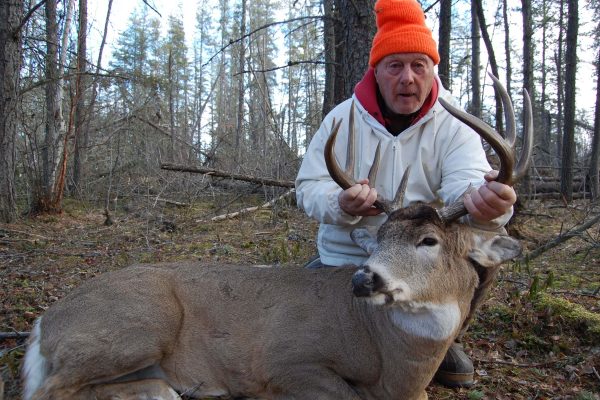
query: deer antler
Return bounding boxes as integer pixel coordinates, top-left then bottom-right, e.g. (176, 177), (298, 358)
(324, 77), (532, 222)
(324, 102), (408, 215)
(436, 73), (533, 223)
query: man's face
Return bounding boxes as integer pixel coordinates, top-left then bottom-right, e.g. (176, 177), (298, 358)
(374, 53), (435, 115)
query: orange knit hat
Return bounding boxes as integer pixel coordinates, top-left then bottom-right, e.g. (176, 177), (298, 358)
(369, 0), (440, 67)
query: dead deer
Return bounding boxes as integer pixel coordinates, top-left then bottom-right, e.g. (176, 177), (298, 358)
(22, 76), (532, 400)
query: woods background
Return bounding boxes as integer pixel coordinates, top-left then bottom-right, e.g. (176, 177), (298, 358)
(1, 0), (600, 399)
(0, 0), (599, 218)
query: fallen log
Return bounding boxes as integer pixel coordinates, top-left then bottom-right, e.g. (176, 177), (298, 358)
(161, 163), (295, 188)
(208, 188), (296, 222)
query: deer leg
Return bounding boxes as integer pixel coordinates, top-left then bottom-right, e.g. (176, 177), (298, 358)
(83, 379), (181, 400)
(267, 368), (363, 400)
(31, 378), (181, 400)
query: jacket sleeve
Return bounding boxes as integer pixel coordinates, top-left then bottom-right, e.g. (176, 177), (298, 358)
(295, 118), (362, 226)
(437, 116), (513, 231)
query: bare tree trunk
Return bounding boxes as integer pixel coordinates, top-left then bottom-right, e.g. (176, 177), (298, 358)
(502, 0), (512, 99)
(437, 0), (451, 89)
(72, 0), (88, 195)
(40, 0), (61, 211)
(335, 0), (375, 100)
(168, 48), (176, 161)
(0, 0), (23, 222)
(522, 0), (537, 159)
(473, 0), (503, 134)
(469, 0), (481, 118)
(538, 0), (551, 165)
(560, 0), (578, 202)
(235, 0), (247, 163)
(38, 0), (75, 212)
(555, 0), (565, 167)
(322, 0), (337, 117)
(590, 48), (600, 201)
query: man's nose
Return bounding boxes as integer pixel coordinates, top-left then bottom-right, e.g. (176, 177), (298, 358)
(398, 67), (414, 85)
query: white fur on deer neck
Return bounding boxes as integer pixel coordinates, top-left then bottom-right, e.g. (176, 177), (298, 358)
(389, 301), (462, 342)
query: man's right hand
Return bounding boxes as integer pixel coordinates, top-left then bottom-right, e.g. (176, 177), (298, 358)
(338, 179), (383, 217)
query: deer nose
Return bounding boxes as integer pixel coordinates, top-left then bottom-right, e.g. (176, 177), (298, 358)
(352, 267), (384, 297)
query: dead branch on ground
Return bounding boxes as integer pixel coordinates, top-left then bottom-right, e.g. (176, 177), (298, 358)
(161, 163), (294, 188)
(208, 189), (295, 222)
(521, 212), (600, 262)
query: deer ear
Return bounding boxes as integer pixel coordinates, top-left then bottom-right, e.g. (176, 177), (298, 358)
(351, 228), (378, 255)
(468, 235), (522, 267)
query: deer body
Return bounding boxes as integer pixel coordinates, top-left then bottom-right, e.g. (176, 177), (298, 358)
(23, 204), (520, 400)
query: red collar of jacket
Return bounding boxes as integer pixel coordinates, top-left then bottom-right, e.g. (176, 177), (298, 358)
(354, 67), (439, 129)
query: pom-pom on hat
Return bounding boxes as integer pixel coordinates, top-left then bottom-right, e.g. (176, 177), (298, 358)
(369, 0), (440, 67)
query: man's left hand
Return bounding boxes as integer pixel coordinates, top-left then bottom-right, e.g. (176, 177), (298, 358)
(464, 170), (516, 222)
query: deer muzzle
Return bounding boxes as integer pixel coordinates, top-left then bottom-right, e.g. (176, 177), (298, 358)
(352, 267), (384, 297)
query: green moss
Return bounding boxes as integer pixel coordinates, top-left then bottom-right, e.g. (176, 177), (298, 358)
(575, 391), (598, 400)
(467, 390), (485, 400)
(534, 292), (600, 340)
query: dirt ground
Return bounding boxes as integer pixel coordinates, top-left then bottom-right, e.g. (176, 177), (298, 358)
(1, 195), (599, 399)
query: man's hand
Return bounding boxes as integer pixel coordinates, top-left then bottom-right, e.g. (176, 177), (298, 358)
(464, 170), (516, 222)
(338, 179), (383, 217)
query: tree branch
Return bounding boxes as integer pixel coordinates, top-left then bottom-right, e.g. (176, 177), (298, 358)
(202, 16), (324, 67)
(13, 0), (46, 39)
(160, 163), (295, 188)
(209, 189), (296, 222)
(521, 212), (600, 262)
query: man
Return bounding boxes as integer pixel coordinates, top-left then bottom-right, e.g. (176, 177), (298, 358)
(295, 0), (516, 389)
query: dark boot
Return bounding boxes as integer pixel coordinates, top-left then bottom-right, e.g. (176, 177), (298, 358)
(434, 342), (474, 388)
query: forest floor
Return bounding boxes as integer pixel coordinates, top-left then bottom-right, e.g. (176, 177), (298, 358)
(1, 195), (599, 399)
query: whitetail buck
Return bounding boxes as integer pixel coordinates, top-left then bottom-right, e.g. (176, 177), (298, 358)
(22, 76), (532, 400)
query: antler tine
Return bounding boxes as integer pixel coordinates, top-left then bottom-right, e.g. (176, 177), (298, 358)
(390, 166), (411, 212)
(324, 106), (391, 213)
(436, 77), (533, 223)
(324, 117), (356, 191)
(438, 89), (514, 185)
(488, 73), (516, 146)
(367, 139), (381, 185)
(345, 103), (356, 176)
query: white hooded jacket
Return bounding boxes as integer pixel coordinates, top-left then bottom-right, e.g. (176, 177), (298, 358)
(295, 76), (512, 267)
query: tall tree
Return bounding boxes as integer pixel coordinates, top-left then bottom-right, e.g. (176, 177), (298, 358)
(71, 0), (89, 194)
(330, 0), (375, 104)
(555, 0), (565, 165)
(502, 0), (512, 99)
(163, 13), (190, 162)
(591, 47), (600, 201)
(438, 0), (451, 89)
(473, 0), (503, 133)
(538, 0), (552, 165)
(560, 0), (578, 202)
(0, 0), (23, 222)
(521, 0), (537, 162)
(322, 0), (337, 116)
(469, 0), (481, 118)
(235, 0), (247, 163)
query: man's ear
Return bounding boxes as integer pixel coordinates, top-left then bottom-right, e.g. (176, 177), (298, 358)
(469, 234), (522, 268)
(351, 227), (378, 255)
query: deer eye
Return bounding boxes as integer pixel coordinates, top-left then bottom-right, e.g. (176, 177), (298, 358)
(418, 237), (438, 247)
